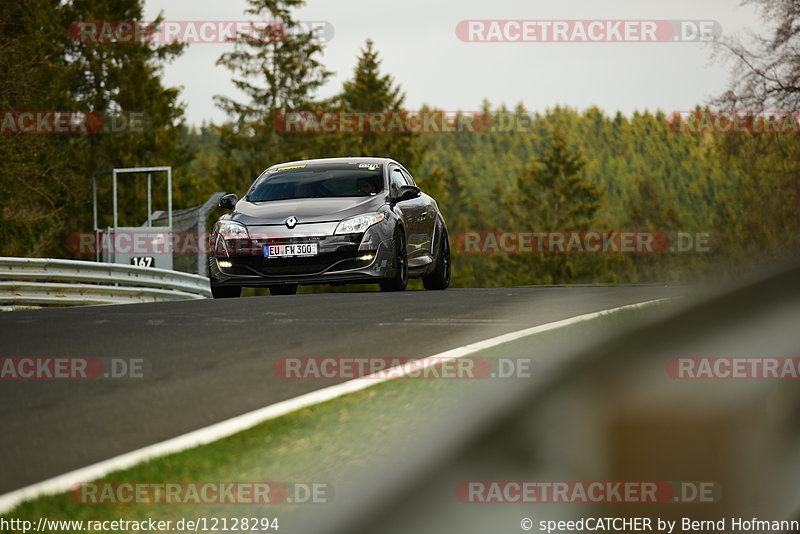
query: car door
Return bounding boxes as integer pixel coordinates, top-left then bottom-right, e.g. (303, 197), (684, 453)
(389, 165), (427, 266)
(400, 167), (436, 262)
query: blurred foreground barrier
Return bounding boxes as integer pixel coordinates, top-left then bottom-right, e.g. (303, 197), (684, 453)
(0, 257), (211, 306)
(301, 264), (800, 533)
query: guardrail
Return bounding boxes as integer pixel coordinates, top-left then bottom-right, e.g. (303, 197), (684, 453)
(0, 257), (211, 306)
(294, 264), (800, 533)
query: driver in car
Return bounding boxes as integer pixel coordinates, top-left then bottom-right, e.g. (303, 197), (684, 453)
(357, 177), (379, 195)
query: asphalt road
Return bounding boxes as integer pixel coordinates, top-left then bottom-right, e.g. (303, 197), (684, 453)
(0, 286), (679, 494)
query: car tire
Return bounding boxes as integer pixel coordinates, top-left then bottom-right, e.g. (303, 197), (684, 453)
(211, 284), (241, 299)
(269, 284), (298, 296)
(422, 228), (451, 290)
(379, 231), (408, 292)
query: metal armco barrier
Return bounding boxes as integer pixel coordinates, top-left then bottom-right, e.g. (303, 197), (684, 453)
(290, 263), (800, 534)
(0, 257), (211, 306)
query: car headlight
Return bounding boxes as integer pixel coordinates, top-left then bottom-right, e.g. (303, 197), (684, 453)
(213, 221), (250, 240)
(334, 213), (385, 235)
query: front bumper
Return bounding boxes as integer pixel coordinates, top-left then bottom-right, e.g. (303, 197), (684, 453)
(209, 222), (395, 286)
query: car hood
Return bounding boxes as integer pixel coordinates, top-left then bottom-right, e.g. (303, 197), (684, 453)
(230, 195), (387, 226)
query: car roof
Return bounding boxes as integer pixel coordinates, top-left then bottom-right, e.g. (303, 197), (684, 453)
(264, 157), (400, 171)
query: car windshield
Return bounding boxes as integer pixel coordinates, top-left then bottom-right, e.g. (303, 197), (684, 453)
(247, 163), (384, 201)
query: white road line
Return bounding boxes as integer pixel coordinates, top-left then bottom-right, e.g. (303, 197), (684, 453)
(0, 298), (667, 514)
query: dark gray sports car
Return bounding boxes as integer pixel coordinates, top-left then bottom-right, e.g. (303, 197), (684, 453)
(209, 157), (450, 297)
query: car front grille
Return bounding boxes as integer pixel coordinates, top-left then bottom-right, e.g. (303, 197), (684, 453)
(220, 234), (366, 276)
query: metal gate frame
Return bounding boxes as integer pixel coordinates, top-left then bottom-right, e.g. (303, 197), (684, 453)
(91, 166), (172, 264)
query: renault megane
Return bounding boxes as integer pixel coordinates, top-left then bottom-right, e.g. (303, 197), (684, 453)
(208, 157), (450, 297)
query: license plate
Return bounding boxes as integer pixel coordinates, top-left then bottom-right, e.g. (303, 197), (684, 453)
(264, 243), (318, 258)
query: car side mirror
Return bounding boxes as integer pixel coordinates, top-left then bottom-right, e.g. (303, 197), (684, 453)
(219, 193), (238, 210)
(396, 185), (421, 202)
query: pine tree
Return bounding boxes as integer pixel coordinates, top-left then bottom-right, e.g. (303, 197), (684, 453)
(341, 40), (403, 112)
(329, 39), (424, 171)
(514, 132), (600, 230)
(508, 132), (602, 284)
(0, 0), (72, 255)
(214, 0), (332, 192)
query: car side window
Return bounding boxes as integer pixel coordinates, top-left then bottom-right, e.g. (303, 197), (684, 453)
(389, 168), (405, 197)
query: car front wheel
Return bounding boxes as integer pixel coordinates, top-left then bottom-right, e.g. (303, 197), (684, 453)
(422, 228), (451, 290)
(379, 231), (408, 292)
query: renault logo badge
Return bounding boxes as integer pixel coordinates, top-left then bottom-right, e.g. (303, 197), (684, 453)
(285, 216), (298, 229)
